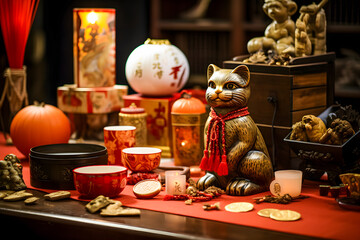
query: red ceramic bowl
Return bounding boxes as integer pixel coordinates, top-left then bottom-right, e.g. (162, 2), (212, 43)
(73, 165), (128, 198)
(121, 147), (161, 172)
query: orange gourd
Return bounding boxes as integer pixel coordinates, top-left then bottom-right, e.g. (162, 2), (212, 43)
(10, 102), (71, 157)
(171, 91), (206, 114)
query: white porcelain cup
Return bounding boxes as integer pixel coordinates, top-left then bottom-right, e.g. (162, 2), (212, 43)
(269, 170), (303, 197)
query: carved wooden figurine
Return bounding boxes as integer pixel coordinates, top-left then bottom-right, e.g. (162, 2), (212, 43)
(197, 64), (274, 196)
(295, 14), (312, 57)
(296, 0), (328, 56)
(290, 115), (327, 143)
(247, 0), (298, 56)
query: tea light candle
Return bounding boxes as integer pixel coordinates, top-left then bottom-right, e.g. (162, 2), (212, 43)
(165, 171), (186, 195)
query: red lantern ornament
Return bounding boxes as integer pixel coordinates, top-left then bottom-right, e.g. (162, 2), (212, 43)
(10, 102), (71, 157)
(171, 91), (206, 166)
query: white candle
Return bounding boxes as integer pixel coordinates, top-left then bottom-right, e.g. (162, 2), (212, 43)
(165, 171), (186, 195)
(270, 170), (303, 197)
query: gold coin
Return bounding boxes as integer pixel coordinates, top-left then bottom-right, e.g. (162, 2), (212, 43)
(257, 208), (280, 218)
(270, 210), (301, 221)
(225, 202), (254, 212)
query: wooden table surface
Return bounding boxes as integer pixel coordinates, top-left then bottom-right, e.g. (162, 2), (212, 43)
(0, 189), (324, 240)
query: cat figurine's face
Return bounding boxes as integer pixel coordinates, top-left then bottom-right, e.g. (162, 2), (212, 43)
(206, 64), (251, 112)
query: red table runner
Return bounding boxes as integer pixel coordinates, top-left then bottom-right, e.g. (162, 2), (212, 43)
(1, 136), (360, 240)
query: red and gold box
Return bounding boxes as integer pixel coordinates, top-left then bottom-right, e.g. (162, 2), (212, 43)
(57, 84), (128, 114)
(123, 94), (177, 157)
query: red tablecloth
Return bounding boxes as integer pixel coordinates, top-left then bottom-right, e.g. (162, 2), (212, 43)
(1, 135), (360, 240)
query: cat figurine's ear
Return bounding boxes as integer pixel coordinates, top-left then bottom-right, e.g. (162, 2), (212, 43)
(207, 64), (221, 80)
(231, 65), (250, 87)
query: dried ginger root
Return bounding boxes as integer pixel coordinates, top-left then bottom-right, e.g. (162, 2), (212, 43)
(320, 118), (355, 145)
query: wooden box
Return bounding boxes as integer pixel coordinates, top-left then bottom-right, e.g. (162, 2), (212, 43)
(57, 84), (128, 114)
(223, 53), (335, 169)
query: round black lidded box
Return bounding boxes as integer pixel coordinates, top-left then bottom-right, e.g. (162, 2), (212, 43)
(30, 143), (108, 190)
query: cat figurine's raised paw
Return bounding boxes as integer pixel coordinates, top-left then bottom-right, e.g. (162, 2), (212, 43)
(196, 64), (274, 196)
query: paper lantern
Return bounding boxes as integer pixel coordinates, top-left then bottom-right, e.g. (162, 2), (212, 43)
(125, 38), (190, 97)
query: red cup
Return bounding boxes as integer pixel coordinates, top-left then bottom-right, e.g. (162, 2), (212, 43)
(104, 126), (136, 165)
(319, 185), (330, 196)
(73, 165), (128, 198)
(329, 186), (340, 198)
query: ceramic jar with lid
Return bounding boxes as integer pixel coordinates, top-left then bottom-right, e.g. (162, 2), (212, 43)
(119, 103), (147, 146)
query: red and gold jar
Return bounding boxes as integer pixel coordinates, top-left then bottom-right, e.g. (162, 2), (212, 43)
(119, 103), (147, 146)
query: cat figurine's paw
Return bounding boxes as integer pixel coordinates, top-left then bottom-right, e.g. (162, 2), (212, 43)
(226, 178), (265, 196)
(197, 172), (220, 191)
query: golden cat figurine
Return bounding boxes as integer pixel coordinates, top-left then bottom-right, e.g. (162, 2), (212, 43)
(197, 64), (274, 196)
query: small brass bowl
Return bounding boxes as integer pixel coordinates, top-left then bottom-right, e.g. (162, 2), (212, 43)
(339, 173), (360, 199)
